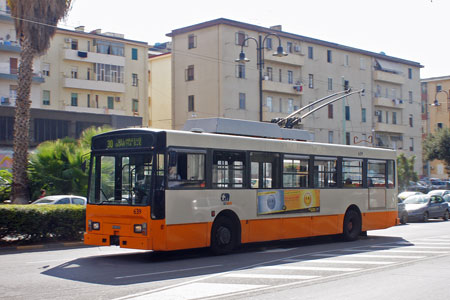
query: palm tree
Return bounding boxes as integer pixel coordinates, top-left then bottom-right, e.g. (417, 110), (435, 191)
(8, 0), (72, 203)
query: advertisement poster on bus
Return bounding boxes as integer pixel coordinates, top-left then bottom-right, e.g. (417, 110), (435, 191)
(257, 189), (320, 215)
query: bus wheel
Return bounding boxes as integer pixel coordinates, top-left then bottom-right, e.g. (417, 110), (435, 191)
(211, 216), (237, 255)
(342, 209), (361, 241)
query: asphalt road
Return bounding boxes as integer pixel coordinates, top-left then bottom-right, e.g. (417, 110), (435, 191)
(1, 220), (450, 300)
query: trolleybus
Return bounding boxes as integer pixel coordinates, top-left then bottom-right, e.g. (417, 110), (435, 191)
(84, 127), (397, 254)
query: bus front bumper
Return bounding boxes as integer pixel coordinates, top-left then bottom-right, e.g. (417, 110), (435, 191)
(84, 232), (151, 250)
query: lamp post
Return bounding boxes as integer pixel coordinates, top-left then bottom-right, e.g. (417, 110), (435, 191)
(235, 33), (287, 122)
(431, 89), (450, 107)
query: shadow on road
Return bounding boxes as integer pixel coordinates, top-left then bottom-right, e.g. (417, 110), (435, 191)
(42, 234), (409, 286)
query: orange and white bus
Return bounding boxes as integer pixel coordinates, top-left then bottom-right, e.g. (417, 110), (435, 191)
(84, 126), (397, 254)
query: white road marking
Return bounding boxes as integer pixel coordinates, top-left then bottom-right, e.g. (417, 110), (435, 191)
(371, 245), (450, 249)
(224, 274), (319, 280)
(126, 283), (267, 300)
(341, 249), (448, 254)
(257, 248), (296, 253)
(283, 259), (394, 265)
(396, 241), (450, 245)
(115, 265), (222, 279)
(260, 265), (361, 272)
(312, 253), (425, 259)
(26, 259), (70, 264)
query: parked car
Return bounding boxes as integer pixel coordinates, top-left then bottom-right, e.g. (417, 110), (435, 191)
(398, 191), (423, 201)
(403, 194), (449, 222)
(406, 181), (429, 193)
(398, 198), (408, 225)
(31, 195), (87, 205)
(429, 180), (449, 191)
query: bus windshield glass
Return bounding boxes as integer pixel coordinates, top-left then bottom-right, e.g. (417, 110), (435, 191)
(89, 153), (154, 206)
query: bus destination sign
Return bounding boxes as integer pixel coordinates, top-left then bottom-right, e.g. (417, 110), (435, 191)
(93, 133), (155, 150)
(107, 137), (142, 149)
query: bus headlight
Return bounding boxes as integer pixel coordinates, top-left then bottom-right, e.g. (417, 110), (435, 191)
(134, 223), (147, 234)
(92, 222), (100, 230)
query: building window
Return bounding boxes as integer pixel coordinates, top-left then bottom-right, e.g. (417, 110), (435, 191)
(344, 54), (349, 67)
(327, 50), (332, 63)
(9, 85), (17, 101)
(95, 63), (124, 83)
(287, 99), (294, 113)
(288, 70), (293, 84)
(345, 106), (350, 120)
(132, 73), (138, 86)
(42, 63), (50, 76)
(376, 110), (382, 122)
(87, 94), (90, 107)
(436, 85), (442, 92)
(308, 74), (314, 89)
(437, 122), (444, 130)
(361, 108), (366, 123)
(132, 99), (139, 113)
(107, 96), (114, 109)
(266, 38), (272, 50)
(308, 46), (313, 59)
(279, 69), (282, 82)
(385, 111), (389, 124)
(328, 131), (333, 143)
(42, 90), (50, 106)
(392, 111), (397, 124)
(186, 65), (194, 81)
(131, 48), (138, 60)
(408, 91), (413, 104)
(360, 58), (366, 70)
(346, 132), (351, 145)
(235, 31), (247, 46)
(409, 114), (413, 127)
(71, 93), (78, 106)
(328, 104), (333, 119)
(188, 95), (194, 112)
(71, 67), (78, 79)
(328, 78), (333, 91)
(96, 40), (124, 56)
(71, 39), (78, 50)
(287, 42), (293, 53)
(266, 67), (273, 81)
(410, 138), (414, 151)
(266, 96), (273, 112)
(188, 34), (197, 49)
(236, 64), (245, 79)
(239, 93), (246, 109)
(408, 68), (412, 79)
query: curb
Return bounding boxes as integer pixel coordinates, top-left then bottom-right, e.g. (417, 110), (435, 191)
(0, 241), (88, 252)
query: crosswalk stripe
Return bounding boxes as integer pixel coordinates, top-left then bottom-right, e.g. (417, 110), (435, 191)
(283, 258), (394, 265)
(371, 245), (450, 249)
(124, 283), (267, 300)
(224, 274), (319, 280)
(260, 265), (361, 272)
(312, 253), (425, 259)
(340, 249), (447, 254)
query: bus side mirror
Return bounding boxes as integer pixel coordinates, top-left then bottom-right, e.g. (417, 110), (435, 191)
(168, 151), (177, 167)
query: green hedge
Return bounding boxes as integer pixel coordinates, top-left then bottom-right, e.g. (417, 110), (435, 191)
(0, 205), (85, 244)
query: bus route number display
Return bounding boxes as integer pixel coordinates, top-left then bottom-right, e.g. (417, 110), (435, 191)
(106, 137), (142, 149)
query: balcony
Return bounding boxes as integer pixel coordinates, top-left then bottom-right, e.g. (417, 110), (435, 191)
(0, 72), (45, 83)
(375, 122), (407, 134)
(0, 41), (20, 53)
(64, 105), (125, 115)
(262, 79), (303, 95)
(264, 50), (304, 66)
(63, 49), (125, 66)
(374, 97), (405, 109)
(373, 70), (405, 85)
(63, 77), (125, 93)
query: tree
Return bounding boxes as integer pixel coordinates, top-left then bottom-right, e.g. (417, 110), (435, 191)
(28, 126), (111, 200)
(9, 0), (73, 203)
(423, 127), (450, 174)
(397, 153), (418, 191)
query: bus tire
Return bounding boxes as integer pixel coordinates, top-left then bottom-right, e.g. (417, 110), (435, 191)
(210, 216), (237, 255)
(342, 209), (361, 241)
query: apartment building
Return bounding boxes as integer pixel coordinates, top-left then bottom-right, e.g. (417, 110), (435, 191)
(0, 0), (147, 165)
(166, 18), (423, 174)
(421, 76), (450, 179)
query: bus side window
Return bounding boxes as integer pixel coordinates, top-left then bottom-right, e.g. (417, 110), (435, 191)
(168, 151), (206, 188)
(250, 152), (280, 189)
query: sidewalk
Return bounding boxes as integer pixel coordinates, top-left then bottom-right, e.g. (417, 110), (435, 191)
(0, 240), (88, 252)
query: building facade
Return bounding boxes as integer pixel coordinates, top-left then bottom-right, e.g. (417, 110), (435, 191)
(148, 52), (172, 129)
(166, 18), (423, 173)
(421, 76), (450, 179)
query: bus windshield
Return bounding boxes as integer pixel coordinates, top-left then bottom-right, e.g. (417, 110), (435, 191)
(89, 153), (155, 206)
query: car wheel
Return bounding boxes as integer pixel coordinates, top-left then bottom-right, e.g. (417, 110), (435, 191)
(422, 211), (429, 223)
(400, 213), (408, 225)
(443, 210), (449, 221)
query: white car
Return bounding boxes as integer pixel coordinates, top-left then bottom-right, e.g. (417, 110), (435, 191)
(31, 195), (87, 205)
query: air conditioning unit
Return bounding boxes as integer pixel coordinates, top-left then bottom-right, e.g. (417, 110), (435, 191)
(294, 45), (301, 52)
(64, 38), (71, 43)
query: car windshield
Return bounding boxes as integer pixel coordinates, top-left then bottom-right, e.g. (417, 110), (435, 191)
(88, 152), (158, 206)
(404, 195), (429, 204)
(428, 190), (444, 196)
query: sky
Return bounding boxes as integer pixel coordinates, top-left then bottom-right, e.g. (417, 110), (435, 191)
(62, 0), (448, 79)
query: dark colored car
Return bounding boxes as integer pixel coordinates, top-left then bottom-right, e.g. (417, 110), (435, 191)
(403, 194), (449, 222)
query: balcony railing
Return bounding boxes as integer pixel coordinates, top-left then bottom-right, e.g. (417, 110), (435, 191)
(373, 70), (405, 85)
(373, 96), (406, 109)
(63, 75), (125, 93)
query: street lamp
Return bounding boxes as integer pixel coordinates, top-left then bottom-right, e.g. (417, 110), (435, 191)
(235, 33), (287, 122)
(431, 89), (450, 107)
